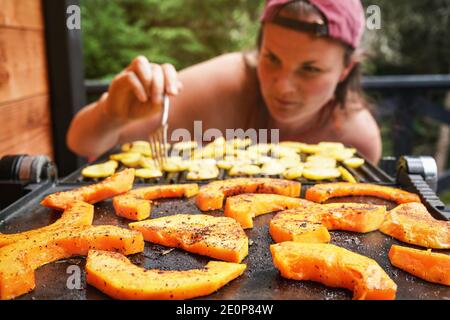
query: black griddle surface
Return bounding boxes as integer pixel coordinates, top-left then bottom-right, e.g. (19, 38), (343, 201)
(0, 185), (449, 300)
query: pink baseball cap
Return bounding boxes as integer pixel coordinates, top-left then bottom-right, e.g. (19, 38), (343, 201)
(261, 0), (365, 48)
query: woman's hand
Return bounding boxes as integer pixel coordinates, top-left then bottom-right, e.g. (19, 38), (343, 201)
(101, 56), (183, 123)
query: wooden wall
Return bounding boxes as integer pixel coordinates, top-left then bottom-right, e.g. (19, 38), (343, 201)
(0, 0), (54, 159)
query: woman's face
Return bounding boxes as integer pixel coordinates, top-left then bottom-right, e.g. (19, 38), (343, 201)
(257, 23), (352, 125)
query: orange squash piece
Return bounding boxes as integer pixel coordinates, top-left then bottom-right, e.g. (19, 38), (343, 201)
(269, 203), (387, 243)
(86, 250), (246, 300)
(271, 242), (397, 300)
(270, 213), (331, 243)
(196, 178), (301, 211)
(0, 224), (144, 300)
(305, 182), (421, 204)
(388, 245), (449, 286)
(41, 169), (135, 210)
(113, 184), (199, 221)
(0, 201), (94, 248)
(380, 202), (450, 249)
(224, 194), (314, 229)
(129, 214), (248, 263)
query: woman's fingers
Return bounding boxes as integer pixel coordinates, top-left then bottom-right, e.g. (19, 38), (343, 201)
(129, 56), (153, 96)
(107, 57), (181, 121)
(150, 64), (164, 106)
(123, 70), (148, 103)
(128, 57), (181, 102)
(162, 63), (180, 95)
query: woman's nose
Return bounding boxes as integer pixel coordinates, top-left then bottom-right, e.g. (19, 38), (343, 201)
(272, 70), (297, 96)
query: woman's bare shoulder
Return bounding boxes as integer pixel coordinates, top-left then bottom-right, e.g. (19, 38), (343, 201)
(336, 101), (382, 163)
(181, 52), (248, 79)
(168, 52), (260, 134)
(180, 52), (257, 106)
(179, 52), (256, 93)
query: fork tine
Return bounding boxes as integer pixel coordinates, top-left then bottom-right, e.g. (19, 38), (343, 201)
(149, 133), (161, 170)
(148, 94), (170, 170)
(161, 94), (170, 164)
(148, 134), (155, 166)
(157, 129), (164, 167)
(154, 131), (162, 168)
(160, 129), (166, 164)
(158, 133), (164, 168)
(163, 131), (168, 162)
(162, 125), (168, 159)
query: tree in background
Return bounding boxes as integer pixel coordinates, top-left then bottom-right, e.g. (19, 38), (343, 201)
(81, 0), (263, 79)
(362, 0), (450, 75)
(82, 0), (450, 77)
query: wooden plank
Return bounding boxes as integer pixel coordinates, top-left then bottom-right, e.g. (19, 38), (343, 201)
(0, 0), (44, 29)
(0, 95), (53, 159)
(0, 27), (48, 104)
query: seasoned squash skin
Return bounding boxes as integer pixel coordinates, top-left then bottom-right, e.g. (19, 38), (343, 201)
(380, 203), (450, 249)
(224, 194), (315, 229)
(196, 178), (301, 211)
(271, 242), (397, 300)
(305, 182), (421, 204)
(113, 184), (199, 221)
(41, 169), (135, 210)
(388, 245), (450, 286)
(86, 250), (246, 300)
(0, 224), (144, 300)
(129, 214), (248, 263)
(269, 203), (387, 243)
(0, 201), (93, 248)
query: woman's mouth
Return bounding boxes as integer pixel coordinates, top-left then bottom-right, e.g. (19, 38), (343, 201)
(273, 97), (298, 109)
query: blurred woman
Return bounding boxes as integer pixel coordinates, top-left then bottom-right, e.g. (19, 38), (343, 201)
(67, 0), (382, 163)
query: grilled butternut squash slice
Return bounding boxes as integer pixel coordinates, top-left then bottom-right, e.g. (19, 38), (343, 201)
(113, 184), (199, 221)
(86, 250), (246, 300)
(270, 203), (387, 243)
(388, 245), (449, 286)
(224, 194), (314, 229)
(41, 169), (135, 210)
(380, 202), (450, 249)
(271, 214), (331, 243)
(0, 201), (93, 248)
(305, 182), (421, 204)
(196, 178), (301, 211)
(129, 214), (248, 263)
(271, 242), (397, 300)
(0, 224), (144, 300)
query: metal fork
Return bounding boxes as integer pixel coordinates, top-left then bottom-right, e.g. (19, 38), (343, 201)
(148, 94), (170, 169)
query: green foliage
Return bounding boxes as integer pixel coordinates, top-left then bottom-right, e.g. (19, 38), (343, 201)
(361, 0), (450, 74)
(81, 0), (264, 79)
(82, 0), (450, 77)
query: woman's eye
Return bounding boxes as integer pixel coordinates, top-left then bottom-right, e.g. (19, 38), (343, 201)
(265, 53), (280, 64)
(302, 66), (322, 73)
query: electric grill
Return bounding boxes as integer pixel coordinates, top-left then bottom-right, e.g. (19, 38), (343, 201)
(0, 149), (449, 300)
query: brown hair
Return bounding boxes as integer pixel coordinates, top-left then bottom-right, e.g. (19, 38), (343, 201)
(248, 0), (367, 127)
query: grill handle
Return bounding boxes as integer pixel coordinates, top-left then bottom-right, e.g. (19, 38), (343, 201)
(397, 156), (450, 220)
